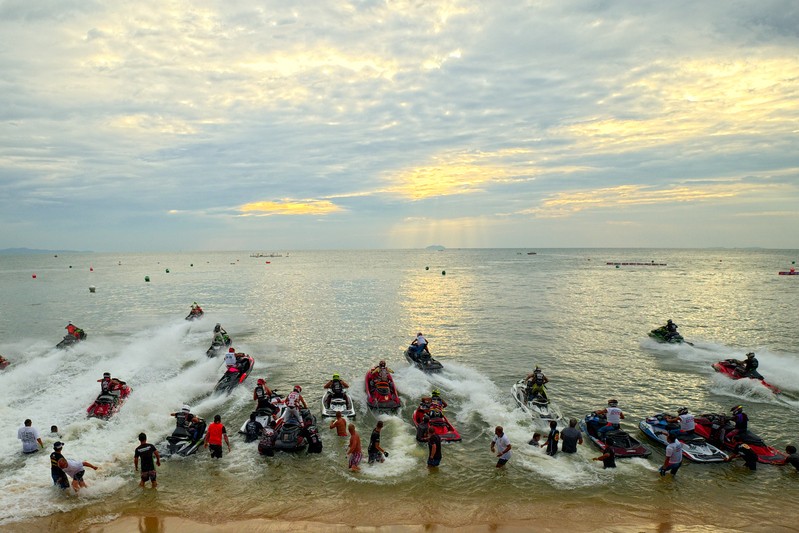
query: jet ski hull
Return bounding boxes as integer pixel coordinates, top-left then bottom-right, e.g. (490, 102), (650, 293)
(638, 414), (728, 463)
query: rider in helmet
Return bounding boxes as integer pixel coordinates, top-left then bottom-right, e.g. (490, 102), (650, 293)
(253, 378), (274, 411)
(666, 407), (695, 437)
(66, 322), (85, 340)
(323, 373), (351, 407)
(596, 399), (625, 438)
(524, 366), (549, 402)
(170, 404), (194, 429)
(212, 324), (229, 345)
(735, 352), (761, 379)
(370, 360), (394, 391)
(665, 319), (677, 333)
(224, 347), (237, 368)
(430, 389), (448, 410)
(280, 385), (307, 426)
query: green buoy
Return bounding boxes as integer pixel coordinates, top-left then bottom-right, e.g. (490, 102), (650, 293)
(145, 276), (150, 282)
(442, 270), (446, 275)
(425, 266), (429, 270)
(166, 268), (170, 273)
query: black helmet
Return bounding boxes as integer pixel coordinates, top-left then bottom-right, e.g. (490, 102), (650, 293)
(103, 372), (111, 378)
(677, 407), (688, 415)
(214, 324), (221, 332)
(731, 405), (743, 415)
(667, 319), (673, 324)
(607, 399), (618, 407)
(746, 352), (755, 359)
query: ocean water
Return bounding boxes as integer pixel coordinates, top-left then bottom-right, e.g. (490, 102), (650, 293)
(0, 249), (798, 531)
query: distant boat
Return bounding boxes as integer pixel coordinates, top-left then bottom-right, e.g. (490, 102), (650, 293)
(250, 253), (283, 258)
(527, 252), (536, 255)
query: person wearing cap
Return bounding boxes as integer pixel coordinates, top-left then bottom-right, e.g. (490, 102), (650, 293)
(170, 405), (194, 430)
(253, 378), (274, 412)
(98, 372), (113, 394)
(223, 347), (237, 368)
(204, 414), (230, 458)
(50, 442), (69, 489)
(134, 432), (160, 488)
(596, 399), (625, 438)
(57, 456), (99, 493)
(18, 419), (44, 454)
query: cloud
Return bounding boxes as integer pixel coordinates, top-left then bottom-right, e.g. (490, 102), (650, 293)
(238, 198), (344, 217)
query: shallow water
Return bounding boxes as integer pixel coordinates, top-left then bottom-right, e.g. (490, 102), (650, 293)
(1, 249), (798, 531)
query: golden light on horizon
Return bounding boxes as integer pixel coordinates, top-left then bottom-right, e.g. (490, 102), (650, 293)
(239, 198), (343, 216)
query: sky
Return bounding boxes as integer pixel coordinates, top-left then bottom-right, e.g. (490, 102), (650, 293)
(1, 0), (798, 251)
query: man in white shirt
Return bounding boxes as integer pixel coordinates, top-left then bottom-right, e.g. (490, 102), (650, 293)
(58, 457), (99, 493)
(666, 407), (695, 437)
(17, 419), (43, 454)
(490, 426), (512, 468)
(660, 434), (683, 477)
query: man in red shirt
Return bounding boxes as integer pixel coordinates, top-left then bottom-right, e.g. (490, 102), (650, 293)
(203, 414), (230, 458)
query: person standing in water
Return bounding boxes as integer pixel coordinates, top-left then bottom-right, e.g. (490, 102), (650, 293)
(347, 423), (362, 472)
(134, 432), (161, 489)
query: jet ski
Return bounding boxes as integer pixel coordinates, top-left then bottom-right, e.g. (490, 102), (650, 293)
(511, 379), (563, 422)
(321, 389), (356, 418)
(162, 419), (207, 457)
(693, 413), (787, 465)
(86, 382), (132, 419)
(711, 359), (780, 394)
(648, 326), (687, 344)
(185, 309), (204, 321)
(412, 400), (461, 442)
(0, 356), (10, 370)
(273, 408), (316, 452)
(206, 336), (232, 358)
(56, 332), (87, 349)
(364, 371), (402, 411)
(404, 346), (443, 372)
(638, 414), (728, 463)
(580, 413), (651, 458)
(214, 354), (254, 394)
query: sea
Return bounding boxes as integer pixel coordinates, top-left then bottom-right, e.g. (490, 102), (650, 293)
(0, 248), (797, 532)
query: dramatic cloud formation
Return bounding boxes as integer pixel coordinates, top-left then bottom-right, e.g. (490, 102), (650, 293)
(1, 1), (797, 250)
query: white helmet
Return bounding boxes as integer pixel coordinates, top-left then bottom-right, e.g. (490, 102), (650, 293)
(182, 404), (191, 412)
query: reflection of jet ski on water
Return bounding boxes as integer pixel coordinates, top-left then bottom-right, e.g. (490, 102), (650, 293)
(404, 346), (443, 372)
(511, 379), (563, 422)
(711, 359), (780, 394)
(580, 413), (651, 458)
(214, 354), (254, 394)
(638, 413), (728, 463)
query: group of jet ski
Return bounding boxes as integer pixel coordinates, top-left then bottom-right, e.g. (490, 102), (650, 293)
(648, 320), (780, 394)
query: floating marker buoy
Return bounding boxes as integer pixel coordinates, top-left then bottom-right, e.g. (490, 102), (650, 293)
(145, 276), (150, 282)
(32, 273), (37, 279)
(90, 266), (93, 272)
(616, 265), (620, 269)
(69, 266), (72, 269)
(190, 264), (193, 267)
(265, 261), (270, 264)
(425, 266), (429, 270)
(441, 270), (446, 275)
(89, 286), (96, 293)
(165, 268), (170, 273)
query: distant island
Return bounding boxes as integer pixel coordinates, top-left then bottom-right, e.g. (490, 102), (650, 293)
(425, 245), (446, 251)
(0, 248), (92, 255)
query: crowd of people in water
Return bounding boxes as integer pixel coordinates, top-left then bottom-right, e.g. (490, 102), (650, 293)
(9, 312), (799, 494)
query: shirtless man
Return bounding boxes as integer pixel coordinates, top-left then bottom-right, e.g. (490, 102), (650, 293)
(347, 423), (362, 472)
(329, 411), (347, 437)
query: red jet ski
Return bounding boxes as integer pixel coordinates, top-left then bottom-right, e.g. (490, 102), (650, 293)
(364, 370), (401, 411)
(87, 380), (132, 419)
(693, 413), (786, 465)
(711, 359), (780, 394)
(412, 399), (461, 442)
(214, 354), (254, 394)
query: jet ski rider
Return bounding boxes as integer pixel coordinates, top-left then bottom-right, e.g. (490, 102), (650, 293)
(224, 347), (237, 369)
(253, 378), (274, 411)
(596, 399), (625, 438)
(171, 405), (194, 430)
(735, 352), (760, 378)
(411, 332), (431, 358)
(279, 385), (308, 426)
(724, 405), (748, 443)
(524, 366), (549, 402)
(324, 373), (351, 408)
(213, 323), (229, 345)
(665, 407), (695, 437)
(369, 360), (394, 390)
(66, 322), (85, 339)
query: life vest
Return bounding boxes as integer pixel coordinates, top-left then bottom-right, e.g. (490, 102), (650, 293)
(100, 379), (111, 393)
(287, 391), (300, 407)
(175, 412), (191, 428)
(534, 372), (544, 385)
(254, 385), (266, 400)
(245, 421), (260, 438)
(331, 380), (343, 394)
(606, 407), (622, 424)
(206, 422), (225, 445)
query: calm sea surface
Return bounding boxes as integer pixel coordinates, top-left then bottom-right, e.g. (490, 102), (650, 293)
(1, 249), (798, 531)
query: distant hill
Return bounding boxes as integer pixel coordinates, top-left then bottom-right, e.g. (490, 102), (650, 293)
(425, 245), (446, 251)
(0, 248), (92, 255)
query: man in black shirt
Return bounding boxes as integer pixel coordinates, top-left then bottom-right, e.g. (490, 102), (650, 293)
(134, 432), (161, 488)
(50, 441), (68, 489)
(427, 426), (442, 467)
(367, 421), (388, 464)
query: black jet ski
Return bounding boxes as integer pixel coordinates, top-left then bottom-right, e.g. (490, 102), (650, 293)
(57, 331), (86, 349)
(648, 326), (686, 344)
(273, 408), (316, 452)
(206, 335), (232, 357)
(162, 419), (207, 457)
(404, 346), (443, 372)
